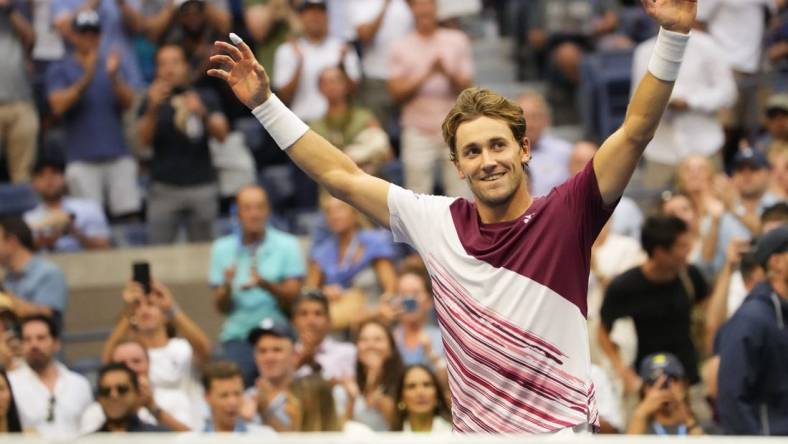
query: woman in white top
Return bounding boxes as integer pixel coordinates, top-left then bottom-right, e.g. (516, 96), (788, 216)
(101, 280), (213, 429)
(393, 364), (452, 433)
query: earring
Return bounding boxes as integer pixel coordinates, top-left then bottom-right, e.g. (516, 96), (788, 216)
(397, 402), (407, 411)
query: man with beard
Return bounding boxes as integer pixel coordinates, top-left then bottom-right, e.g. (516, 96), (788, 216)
(95, 363), (169, 433)
(24, 159), (110, 252)
(209, 0), (697, 433)
(7, 315), (92, 438)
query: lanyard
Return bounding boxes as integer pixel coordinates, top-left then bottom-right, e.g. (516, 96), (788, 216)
(653, 422), (687, 436)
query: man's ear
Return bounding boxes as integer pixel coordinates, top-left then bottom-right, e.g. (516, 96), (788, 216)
(521, 137), (531, 166)
(454, 158), (467, 180)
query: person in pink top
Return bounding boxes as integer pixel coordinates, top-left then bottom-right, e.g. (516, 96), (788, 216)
(387, 0), (473, 198)
(208, 0), (697, 433)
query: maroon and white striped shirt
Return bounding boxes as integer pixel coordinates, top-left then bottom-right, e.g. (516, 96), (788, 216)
(387, 161), (614, 433)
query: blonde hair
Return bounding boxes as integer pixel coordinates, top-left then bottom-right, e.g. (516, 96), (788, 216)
(441, 88), (527, 161)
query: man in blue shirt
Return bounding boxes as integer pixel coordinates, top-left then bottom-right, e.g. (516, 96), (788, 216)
(210, 185), (304, 385)
(0, 217), (68, 329)
(46, 10), (141, 218)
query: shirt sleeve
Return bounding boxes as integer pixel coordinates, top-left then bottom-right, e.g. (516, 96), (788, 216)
(554, 158), (617, 253)
(689, 265), (710, 303)
(362, 230), (396, 261)
(33, 265), (68, 313)
(45, 61), (75, 94)
(387, 184), (454, 250)
(209, 241), (227, 287)
(279, 236), (306, 279)
(272, 43), (296, 90)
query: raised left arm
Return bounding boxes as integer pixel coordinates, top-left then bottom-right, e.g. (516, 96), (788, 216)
(594, 0), (696, 205)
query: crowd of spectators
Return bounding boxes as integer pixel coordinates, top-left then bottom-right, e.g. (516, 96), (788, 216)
(0, 0), (787, 437)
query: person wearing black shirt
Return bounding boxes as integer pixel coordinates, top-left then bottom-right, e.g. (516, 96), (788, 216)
(599, 216), (709, 392)
(96, 363), (169, 433)
(138, 43), (229, 244)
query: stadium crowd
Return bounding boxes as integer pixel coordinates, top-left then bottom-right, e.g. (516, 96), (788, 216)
(0, 0), (787, 437)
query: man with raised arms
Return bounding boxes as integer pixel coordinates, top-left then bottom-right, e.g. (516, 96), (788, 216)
(207, 0), (696, 433)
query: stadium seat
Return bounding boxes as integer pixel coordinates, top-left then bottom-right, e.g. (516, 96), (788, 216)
(580, 49), (634, 141)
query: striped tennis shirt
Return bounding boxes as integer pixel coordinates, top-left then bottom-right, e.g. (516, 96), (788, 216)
(387, 160), (614, 433)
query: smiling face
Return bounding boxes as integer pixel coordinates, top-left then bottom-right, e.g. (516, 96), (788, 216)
(401, 366), (438, 416)
(453, 116), (530, 208)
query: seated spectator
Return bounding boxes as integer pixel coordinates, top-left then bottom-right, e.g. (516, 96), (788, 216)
(101, 280), (211, 428)
(24, 159), (111, 252)
(715, 225), (788, 436)
(0, 217), (68, 330)
(676, 155), (750, 275)
(569, 141), (643, 239)
(632, 23), (736, 192)
(388, 0), (473, 197)
(343, 320), (404, 431)
(95, 363), (169, 433)
(242, 318), (299, 431)
(310, 66), (393, 177)
(146, 0), (230, 44)
(0, 369), (22, 433)
(0, 307), (23, 371)
(292, 290), (356, 381)
(306, 195), (397, 330)
(201, 361), (275, 433)
(350, 0), (414, 126)
(8, 315), (92, 438)
(720, 148), (785, 235)
(81, 340), (191, 433)
(599, 216), (709, 394)
(289, 374), (340, 432)
(46, 11), (142, 219)
(0, 0), (38, 183)
(758, 94), (788, 157)
(389, 268), (444, 368)
(627, 353), (704, 435)
(210, 185), (305, 385)
(516, 91), (572, 197)
(273, 0), (361, 122)
(392, 364), (451, 433)
(138, 43), (229, 244)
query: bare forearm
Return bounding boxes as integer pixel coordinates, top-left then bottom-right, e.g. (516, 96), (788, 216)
(597, 324), (627, 375)
(10, 296), (54, 318)
(172, 311), (213, 364)
(9, 11), (36, 50)
(102, 315), (132, 363)
(145, 9), (175, 42)
(213, 286), (233, 314)
(259, 278), (302, 310)
(705, 262), (733, 353)
(155, 409), (190, 431)
(205, 4), (231, 34)
(112, 76), (135, 111)
(277, 67), (302, 105)
(118, 0), (145, 33)
(138, 108), (158, 146)
(626, 411), (650, 435)
(388, 73), (431, 104)
(357, 4), (388, 44)
(49, 76), (92, 116)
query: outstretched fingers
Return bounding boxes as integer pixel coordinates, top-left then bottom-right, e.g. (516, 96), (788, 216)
(214, 41), (243, 62)
(206, 68), (230, 81)
(210, 54), (236, 70)
(235, 39), (257, 62)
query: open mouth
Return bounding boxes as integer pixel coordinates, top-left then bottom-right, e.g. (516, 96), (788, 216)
(481, 172), (505, 182)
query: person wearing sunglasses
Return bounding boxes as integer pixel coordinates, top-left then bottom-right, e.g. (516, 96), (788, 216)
(95, 363), (168, 433)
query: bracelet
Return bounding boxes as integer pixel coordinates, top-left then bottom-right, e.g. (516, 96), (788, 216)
(251, 94), (309, 150)
(647, 27), (690, 82)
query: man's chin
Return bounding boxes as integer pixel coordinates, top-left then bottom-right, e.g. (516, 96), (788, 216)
(471, 187), (516, 207)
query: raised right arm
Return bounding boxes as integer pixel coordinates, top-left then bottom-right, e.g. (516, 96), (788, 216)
(208, 39), (392, 227)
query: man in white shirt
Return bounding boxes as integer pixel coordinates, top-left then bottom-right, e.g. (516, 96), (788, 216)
(350, 0), (413, 125)
(8, 315), (92, 438)
(632, 26), (737, 191)
(292, 290), (356, 381)
(697, 0), (777, 167)
(517, 91), (573, 197)
(272, 0), (360, 122)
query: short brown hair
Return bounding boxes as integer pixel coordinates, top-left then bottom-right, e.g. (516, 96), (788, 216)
(441, 88), (527, 161)
(201, 361), (242, 392)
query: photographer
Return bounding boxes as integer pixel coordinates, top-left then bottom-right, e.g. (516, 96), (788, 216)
(137, 43), (229, 244)
(627, 353), (704, 435)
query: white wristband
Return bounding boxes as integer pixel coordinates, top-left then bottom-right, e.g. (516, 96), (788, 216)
(251, 94), (309, 150)
(647, 27), (690, 82)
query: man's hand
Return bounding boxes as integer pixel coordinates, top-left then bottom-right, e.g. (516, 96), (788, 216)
(182, 91), (208, 117)
(147, 80), (172, 110)
(122, 281), (145, 307)
(207, 40), (271, 109)
(223, 264), (236, 286)
(106, 50), (121, 78)
(642, 0), (697, 34)
(634, 375), (672, 418)
(149, 280), (175, 314)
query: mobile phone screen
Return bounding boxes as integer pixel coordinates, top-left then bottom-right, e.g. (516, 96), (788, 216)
(132, 261), (151, 295)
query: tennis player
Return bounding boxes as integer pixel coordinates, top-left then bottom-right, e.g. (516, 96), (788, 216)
(208, 0), (696, 433)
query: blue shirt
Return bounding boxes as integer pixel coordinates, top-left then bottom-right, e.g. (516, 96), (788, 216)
(3, 256), (68, 323)
(24, 197), (110, 253)
(51, 0), (143, 87)
(209, 227), (305, 342)
(310, 229), (395, 288)
(45, 52), (137, 163)
(394, 325), (445, 367)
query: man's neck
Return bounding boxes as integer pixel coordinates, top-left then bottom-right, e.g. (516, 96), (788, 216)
(43, 198), (64, 210)
(407, 412), (434, 432)
(641, 260), (679, 283)
(213, 415), (238, 432)
(740, 191), (765, 210)
(266, 373), (292, 392)
(771, 277), (788, 300)
(415, 24), (437, 38)
(327, 102), (349, 119)
(243, 229), (264, 245)
(9, 249), (33, 274)
(476, 182), (532, 224)
(33, 361), (59, 389)
(105, 416), (135, 432)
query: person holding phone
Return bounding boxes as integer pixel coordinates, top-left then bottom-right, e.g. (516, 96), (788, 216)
(627, 353), (704, 435)
(389, 268), (444, 369)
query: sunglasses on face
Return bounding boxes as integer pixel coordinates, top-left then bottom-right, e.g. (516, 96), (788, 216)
(98, 384), (131, 397)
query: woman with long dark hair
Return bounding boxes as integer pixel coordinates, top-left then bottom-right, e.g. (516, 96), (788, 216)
(0, 369), (22, 433)
(393, 365), (451, 433)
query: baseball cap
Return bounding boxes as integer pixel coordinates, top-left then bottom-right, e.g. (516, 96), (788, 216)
(753, 225), (788, 266)
(732, 147), (769, 170)
(73, 10), (101, 32)
(247, 318), (297, 345)
(297, 0), (327, 11)
(766, 94), (788, 115)
(639, 352), (685, 384)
